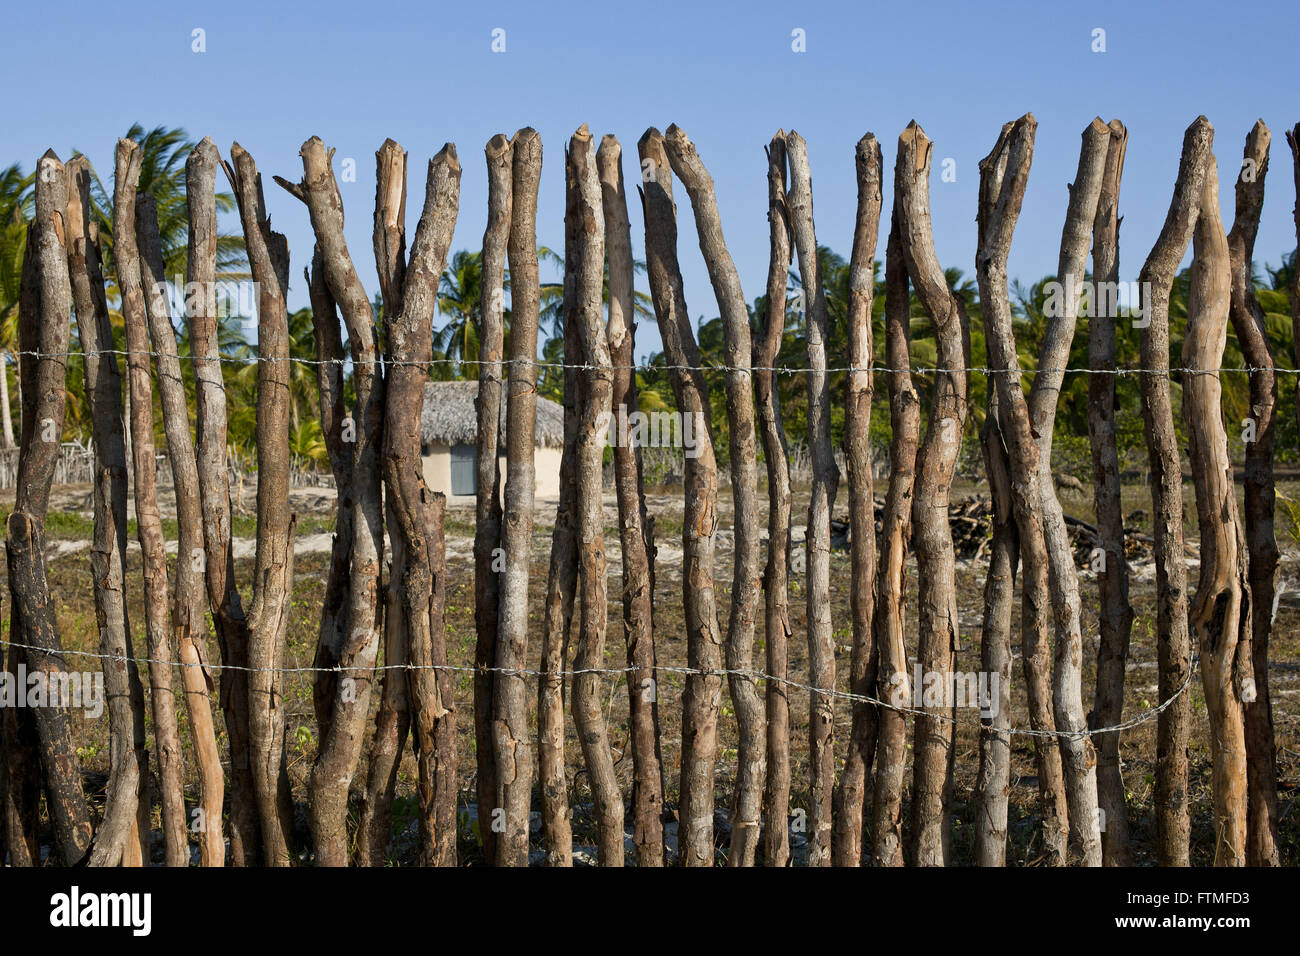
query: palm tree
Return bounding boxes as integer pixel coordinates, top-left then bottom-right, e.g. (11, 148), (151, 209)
(83, 124), (246, 280)
(0, 163), (33, 448)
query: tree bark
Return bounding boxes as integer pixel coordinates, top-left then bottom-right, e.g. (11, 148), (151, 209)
(975, 371), (1017, 866)
(974, 116), (1069, 865)
(1184, 153), (1252, 867)
(223, 142), (296, 865)
(497, 128), (545, 866)
(277, 136), (392, 867)
(383, 145), (461, 867)
(115, 140), (187, 866)
(894, 122), (967, 866)
(474, 132), (510, 865)
(303, 246), (351, 748)
(1029, 118), (1109, 866)
(188, 137), (258, 866)
(975, 116), (1069, 865)
(637, 126), (722, 867)
(538, 129), (577, 868)
(1226, 120), (1281, 867)
(2, 235), (43, 867)
(785, 131), (839, 866)
(567, 126), (624, 866)
(663, 124), (762, 867)
(1288, 127), (1300, 468)
(757, 132), (793, 868)
(1139, 117), (1213, 867)
(832, 133), (882, 867)
(67, 156), (147, 868)
(1087, 119), (1134, 867)
(137, 192), (225, 867)
(599, 133), (664, 867)
(357, 138), (409, 867)
(870, 213), (919, 868)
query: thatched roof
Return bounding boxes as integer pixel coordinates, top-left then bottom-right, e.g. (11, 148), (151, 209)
(421, 381), (565, 450)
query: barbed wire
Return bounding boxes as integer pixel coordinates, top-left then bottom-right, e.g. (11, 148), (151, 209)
(0, 636), (1194, 741)
(5, 348), (1297, 378)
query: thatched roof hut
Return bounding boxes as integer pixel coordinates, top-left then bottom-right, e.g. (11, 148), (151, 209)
(420, 380), (565, 454)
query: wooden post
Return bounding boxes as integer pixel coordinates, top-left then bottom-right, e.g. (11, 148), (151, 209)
(497, 128), (544, 867)
(786, 130), (839, 866)
(567, 126), (624, 865)
(637, 127), (722, 867)
(758, 131), (793, 868)
(1226, 120), (1281, 867)
(474, 132), (511, 864)
(1029, 119), (1110, 866)
(67, 156), (146, 868)
(1139, 117), (1214, 867)
(383, 145), (461, 866)
(1087, 119), (1134, 866)
(223, 142), (296, 865)
(599, 132), (664, 867)
(663, 124), (763, 867)
(894, 122), (968, 866)
(832, 133), (883, 867)
(115, 140), (188, 867)
(357, 138), (410, 867)
(188, 137), (258, 865)
(137, 192), (225, 866)
(870, 213), (919, 867)
(1184, 150), (1252, 867)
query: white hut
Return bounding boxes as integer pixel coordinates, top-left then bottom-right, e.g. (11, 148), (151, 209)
(420, 381), (566, 501)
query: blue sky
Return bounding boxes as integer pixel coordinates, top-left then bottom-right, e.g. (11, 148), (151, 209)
(6, 0), (1298, 360)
